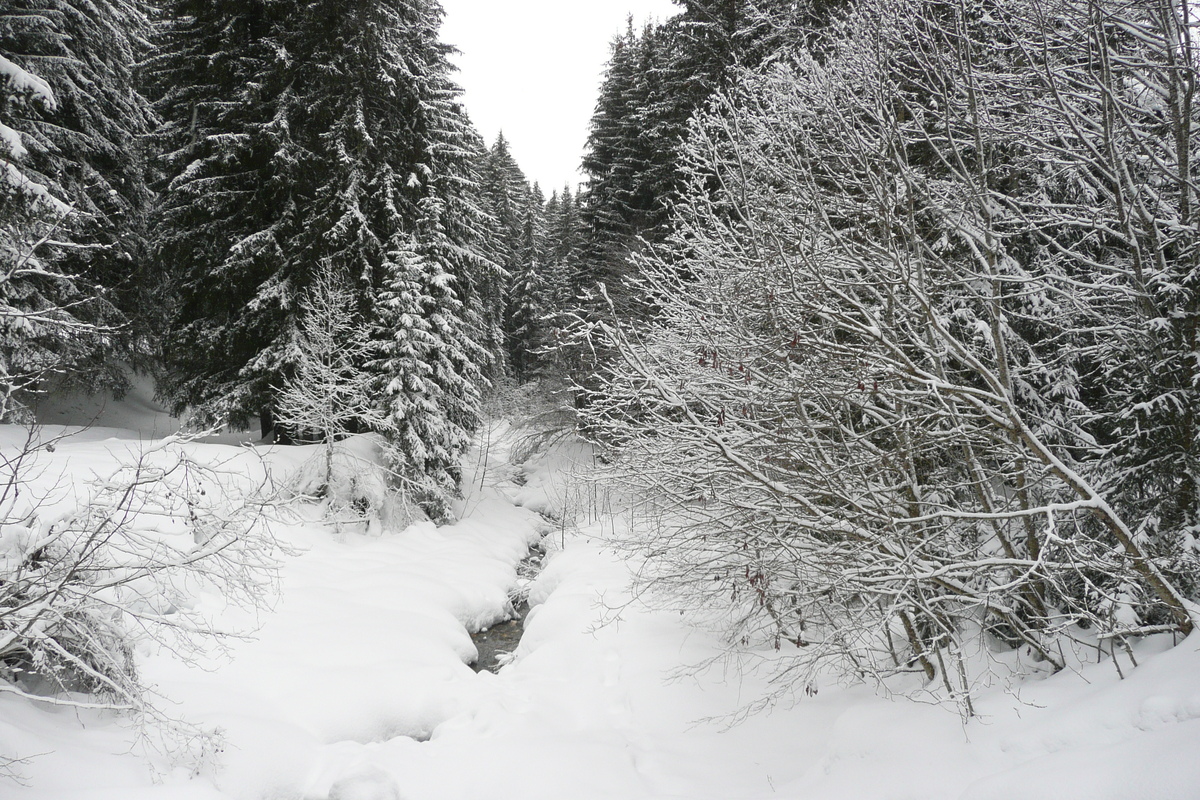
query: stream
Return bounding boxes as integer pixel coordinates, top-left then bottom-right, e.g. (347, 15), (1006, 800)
(469, 540), (545, 672)
(469, 599), (530, 672)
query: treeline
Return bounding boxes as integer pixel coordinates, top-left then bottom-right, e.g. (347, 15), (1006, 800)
(0, 0), (594, 519)
(11, 0), (1200, 705)
(0, 0), (793, 520)
(577, 2), (822, 310)
(577, 0), (1200, 706)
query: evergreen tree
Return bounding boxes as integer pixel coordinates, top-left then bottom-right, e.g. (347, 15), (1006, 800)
(153, 0), (493, 430)
(1, 32), (74, 418)
(478, 134), (568, 380)
(576, 23), (655, 319)
(480, 132), (530, 270)
(504, 182), (548, 380)
(149, 0), (292, 431)
(573, 1), (835, 326)
(375, 223), (483, 522)
(480, 132), (535, 375)
(405, 8), (503, 375)
(153, 0), (494, 515)
(19, 0), (158, 362)
(542, 185), (582, 312)
(0, 1), (155, 413)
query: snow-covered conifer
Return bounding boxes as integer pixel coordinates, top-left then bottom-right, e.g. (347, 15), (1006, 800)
(153, 0), (497, 489)
(149, 0), (296, 432)
(505, 195), (549, 381)
(0, 1), (153, 417)
(374, 225), (483, 522)
(5, 1), (158, 366)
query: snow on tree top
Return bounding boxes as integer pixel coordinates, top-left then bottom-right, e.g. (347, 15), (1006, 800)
(0, 54), (57, 111)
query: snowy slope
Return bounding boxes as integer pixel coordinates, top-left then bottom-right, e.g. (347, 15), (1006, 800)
(2, 398), (1200, 799)
(31, 371), (183, 440)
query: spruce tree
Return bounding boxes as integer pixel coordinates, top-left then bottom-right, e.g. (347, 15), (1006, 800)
(149, 0), (292, 431)
(153, 0), (494, 516)
(21, 0), (158, 364)
(0, 1), (155, 413)
(480, 132), (530, 269)
(573, 2), (833, 327)
(374, 219), (483, 522)
(544, 185), (581, 311)
(576, 23), (645, 316)
(365, 0), (497, 518)
(480, 133), (528, 371)
(153, 0), (494, 433)
(480, 134), (561, 380)
(504, 183), (548, 380)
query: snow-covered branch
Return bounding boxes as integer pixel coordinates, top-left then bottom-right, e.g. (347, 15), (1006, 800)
(579, 0), (1200, 712)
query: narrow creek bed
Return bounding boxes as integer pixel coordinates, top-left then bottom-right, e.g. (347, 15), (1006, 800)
(469, 599), (530, 672)
(469, 539), (546, 672)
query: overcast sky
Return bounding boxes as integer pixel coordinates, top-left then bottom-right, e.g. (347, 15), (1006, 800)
(439, 0), (680, 194)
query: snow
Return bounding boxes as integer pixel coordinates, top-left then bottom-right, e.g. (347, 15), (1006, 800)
(4, 391), (1200, 798)
(33, 371), (183, 439)
(0, 54), (56, 111)
(1, 121), (27, 159)
(3, 161), (72, 216)
(1, 56), (70, 215)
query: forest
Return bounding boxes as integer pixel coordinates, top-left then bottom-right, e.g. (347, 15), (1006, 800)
(3, 0), (1200, 795)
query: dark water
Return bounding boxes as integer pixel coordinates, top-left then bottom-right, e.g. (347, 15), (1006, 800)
(469, 600), (530, 673)
(468, 541), (547, 673)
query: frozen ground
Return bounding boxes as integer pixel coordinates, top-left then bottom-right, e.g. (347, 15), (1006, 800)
(2, 385), (1200, 799)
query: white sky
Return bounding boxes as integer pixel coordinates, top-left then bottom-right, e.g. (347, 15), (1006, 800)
(439, 0), (680, 195)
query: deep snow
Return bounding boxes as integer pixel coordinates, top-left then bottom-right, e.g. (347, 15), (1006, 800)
(2, 384), (1200, 799)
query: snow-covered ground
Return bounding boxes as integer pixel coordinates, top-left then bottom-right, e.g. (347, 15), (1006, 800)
(3, 386), (1200, 799)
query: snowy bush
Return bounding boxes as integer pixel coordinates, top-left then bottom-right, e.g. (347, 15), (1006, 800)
(0, 431), (279, 720)
(582, 0), (1200, 713)
(286, 434), (425, 532)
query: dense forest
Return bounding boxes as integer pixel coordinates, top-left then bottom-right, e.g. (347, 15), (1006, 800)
(3, 0), (1200, 723)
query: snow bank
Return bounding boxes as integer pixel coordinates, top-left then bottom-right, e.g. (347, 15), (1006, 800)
(1, 416), (544, 797)
(3, 412), (1200, 799)
(33, 371), (183, 440)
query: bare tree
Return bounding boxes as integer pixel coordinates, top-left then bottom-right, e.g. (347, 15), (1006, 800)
(582, 0), (1200, 712)
(272, 269), (406, 527)
(274, 271), (387, 466)
(0, 429), (280, 778)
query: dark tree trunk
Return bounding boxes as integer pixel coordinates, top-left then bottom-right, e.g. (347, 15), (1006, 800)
(261, 407), (294, 444)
